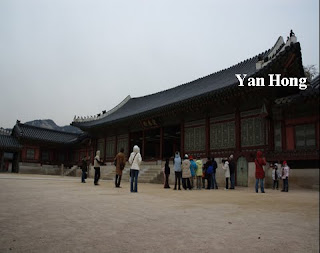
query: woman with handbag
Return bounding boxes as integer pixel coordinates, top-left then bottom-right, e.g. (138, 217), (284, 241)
(114, 148), (126, 188)
(129, 145), (142, 193)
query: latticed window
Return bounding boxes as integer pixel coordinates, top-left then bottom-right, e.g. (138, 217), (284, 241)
(295, 124), (316, 148)
(210, 121), (235, 149)
(106, 137), (116, 158)
(58, 153), (65, 162)
(97, 139), (105, 160)
(41, 151), (49, 161)
(241, 117), (265, 147)
(117, 134), (129, 156)
(274, 122), (282, 150)
(184, 120), (205, 152)
(26, 149), (35, 160)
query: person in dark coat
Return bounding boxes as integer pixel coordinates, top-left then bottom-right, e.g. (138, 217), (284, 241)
(255, 151), (266, 193)
(229, 154), (236, 189)
(81, 157), (88, 183)
(114, 148), (126, 188)
(211, 156), (218, 189)
(164, 158), (170, 188)
(204, 157), (213, 190)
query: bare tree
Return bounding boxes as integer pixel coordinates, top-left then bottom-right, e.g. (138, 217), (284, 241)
(304, 64), (319, 81)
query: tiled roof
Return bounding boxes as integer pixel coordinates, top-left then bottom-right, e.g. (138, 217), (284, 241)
(72, 38), (303, 129)
(73, 52), (267, 129)
(13, 122), (82, 144)
(0, 134), (21, 150)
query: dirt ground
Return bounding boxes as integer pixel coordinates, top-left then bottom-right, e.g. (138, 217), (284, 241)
(0, 174), (318, 253)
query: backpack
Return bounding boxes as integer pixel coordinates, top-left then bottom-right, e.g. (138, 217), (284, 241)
(206, 165), (213, 174)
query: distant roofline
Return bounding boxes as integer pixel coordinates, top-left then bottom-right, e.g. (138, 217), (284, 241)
(15, 121), (81, 137)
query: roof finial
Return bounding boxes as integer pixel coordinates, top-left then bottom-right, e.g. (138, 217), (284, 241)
(290, 29), (295, 37)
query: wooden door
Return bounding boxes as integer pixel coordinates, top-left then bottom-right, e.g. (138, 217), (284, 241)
(237, 156), (248, 187)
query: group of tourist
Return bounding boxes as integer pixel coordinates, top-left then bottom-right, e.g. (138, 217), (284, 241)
(80, 145), (142, 193)
(166, 152), (235, 191)
(166, 151), (290, 193)
(80, 147), (290, 194)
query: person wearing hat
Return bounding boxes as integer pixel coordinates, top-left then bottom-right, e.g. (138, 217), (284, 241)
(281, 161), (290, 192)
(182, 154), (192, 190)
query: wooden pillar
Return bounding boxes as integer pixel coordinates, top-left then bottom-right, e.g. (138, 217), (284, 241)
(142, 130), (145, 158)
(281, 120), (286, 151)
(128, 131), (131, 159)
(114, 135), (118, 157)
(160, 127), (163, 160)
(180, 120), (184, 157)
(104, 138), (107, 161)
(235, 108), (241, 153)
(205, 117), (210, 157)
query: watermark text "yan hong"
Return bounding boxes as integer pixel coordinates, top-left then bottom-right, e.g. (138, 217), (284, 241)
(236, 74), (307, 90)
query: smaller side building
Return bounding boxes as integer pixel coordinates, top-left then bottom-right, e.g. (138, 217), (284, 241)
(7, 121), (92, 174)
(0, 128), (21, 172)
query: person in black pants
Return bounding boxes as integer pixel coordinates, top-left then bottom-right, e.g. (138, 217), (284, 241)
(164, 158), (171, 188)
(94, 150), (103, 185)
(81, 157), (88, 183)
(229, 154), (236, 189)
(204, 157), (213, 190)
(173, 151), (182, 190)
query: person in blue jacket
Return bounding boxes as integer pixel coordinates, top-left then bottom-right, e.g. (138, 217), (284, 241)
(189, 156), (197, 189)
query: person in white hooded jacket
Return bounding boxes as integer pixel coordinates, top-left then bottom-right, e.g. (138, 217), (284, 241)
(222, 158), (230, 190)
(129, 145), (142, 193)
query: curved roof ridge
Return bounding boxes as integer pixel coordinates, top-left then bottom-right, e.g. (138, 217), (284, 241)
(133, 48), (270, 100)
(74, 95), (132, 123)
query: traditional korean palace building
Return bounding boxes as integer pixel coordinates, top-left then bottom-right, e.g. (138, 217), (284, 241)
(1, 32), (319, 188)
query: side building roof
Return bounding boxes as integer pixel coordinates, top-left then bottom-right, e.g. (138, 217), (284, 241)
(13, 121), (84, 145)
(0, 134), (22, 151)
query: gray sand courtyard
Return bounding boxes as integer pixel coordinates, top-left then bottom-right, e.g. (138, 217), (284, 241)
(0, 174), (319, 253)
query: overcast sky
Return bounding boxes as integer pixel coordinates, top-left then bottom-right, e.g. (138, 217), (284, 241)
(0, 0), (319, 129)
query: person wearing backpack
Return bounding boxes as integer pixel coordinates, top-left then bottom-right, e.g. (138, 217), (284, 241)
(211, 156), (218, 189)
(114, 148), (126, 188)
(189, 156), (197, 189)
(204, 157), (213, 190)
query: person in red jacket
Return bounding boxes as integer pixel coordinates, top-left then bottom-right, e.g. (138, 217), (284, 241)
(255, 151), (266, 193)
